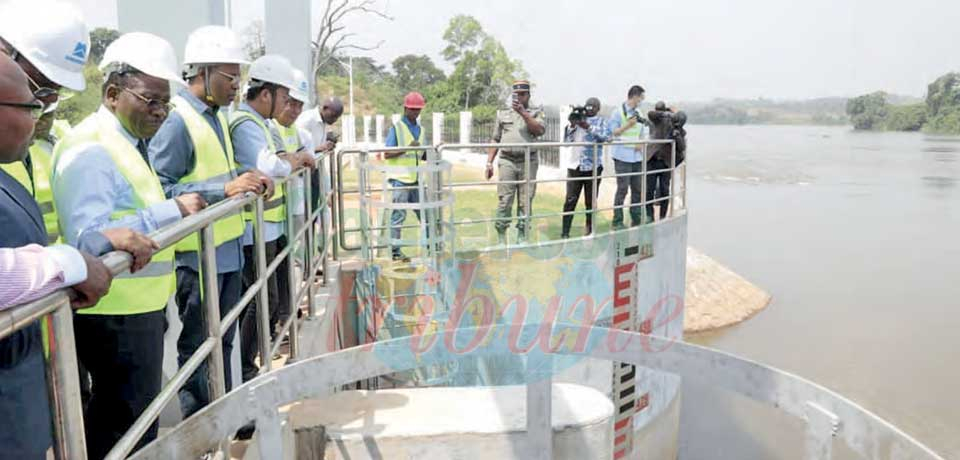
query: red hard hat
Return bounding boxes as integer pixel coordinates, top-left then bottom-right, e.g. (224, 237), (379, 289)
(403, 92), (426, 109)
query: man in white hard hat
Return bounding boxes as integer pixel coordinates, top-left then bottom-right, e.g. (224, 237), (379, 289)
(230, 56), (314, 384)
(51, 32), (208, 458)
(148, 25), (273, 417)
(0, 0), (89, 243)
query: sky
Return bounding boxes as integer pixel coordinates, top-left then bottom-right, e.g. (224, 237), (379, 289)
(59, 0), (960, 106)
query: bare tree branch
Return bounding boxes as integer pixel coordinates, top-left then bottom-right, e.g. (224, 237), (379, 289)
(310, 0), (394, 87)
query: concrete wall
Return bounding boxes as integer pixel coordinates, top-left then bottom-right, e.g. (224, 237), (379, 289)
(117, 0), (225, 61)
(264, 0), (312, 100)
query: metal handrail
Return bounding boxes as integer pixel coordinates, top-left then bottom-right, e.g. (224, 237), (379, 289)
(0, 154), (336, 460)
(335, 139), (686, 252)
(128, 325), (946, 460)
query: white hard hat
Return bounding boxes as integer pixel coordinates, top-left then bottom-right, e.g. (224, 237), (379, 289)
(289, 68), (310, 103)
(183, 25), (248, 66)
(100, 32), (184, 85)
(0, 0), (90, 91)
(249, 54), (297, 90)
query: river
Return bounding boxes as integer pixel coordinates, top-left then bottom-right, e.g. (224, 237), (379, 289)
(678, 125), (959, 459)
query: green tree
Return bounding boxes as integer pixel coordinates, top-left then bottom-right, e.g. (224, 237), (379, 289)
(88, 27), (119, 65)
(56, 65), (103, 124)
(441, 15), (525, 110)
(924, 73), (960, 134)
(846, 91), (889, 130)
(882, 104), (926, 131)
(392, 54), (445, 94)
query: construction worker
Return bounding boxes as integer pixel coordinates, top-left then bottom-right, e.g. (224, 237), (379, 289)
(384, 92), (427, 261)
(0, 0), (90, 243)
(51, 32), (205, 458)
(232, 56), (314, 384)
(267, 67), (314, 342)
(148, 25), (272, 418)
(486, 80), (546, 244)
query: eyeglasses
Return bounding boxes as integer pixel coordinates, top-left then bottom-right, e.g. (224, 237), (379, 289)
(122, 87), (172, 113)
(215, 70), (242, 85)
(0, 99), (45, 120)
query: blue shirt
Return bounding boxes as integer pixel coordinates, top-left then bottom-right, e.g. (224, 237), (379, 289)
(53, 107), (183, 248)
(608, 103), (649, 163)
(230, 103), (288, 245)
(148, 88), (244, 273)
(384, 117), (422, 147)
(564, 115), (611, 171)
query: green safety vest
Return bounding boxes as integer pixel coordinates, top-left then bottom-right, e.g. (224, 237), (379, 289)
(1, 140), (59, 243)
(229, 110), (287, 223)
(52, 111), (175, 315)
(171, 96), (246, 252)
(619, 105), (644, 141)
(385, 120), (424, 184)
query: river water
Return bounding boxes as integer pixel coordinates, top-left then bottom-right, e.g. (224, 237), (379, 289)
(678, 125), (959, 459)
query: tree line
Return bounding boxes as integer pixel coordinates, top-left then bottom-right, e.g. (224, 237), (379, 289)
(846, 73), (960, 134)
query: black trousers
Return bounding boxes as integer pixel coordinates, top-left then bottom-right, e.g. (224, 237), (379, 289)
(240, 237), (290, 382)
(0, 325), (52, 459)
(645, 158), (672, 222)
(561, 167), (603, 236)
(75, 310), (165, 460)
(175, 268), (241, 418)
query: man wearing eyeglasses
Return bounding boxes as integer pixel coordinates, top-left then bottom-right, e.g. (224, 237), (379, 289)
(0, 0), (90, 244)
(50, 33), (210, 458)
(0, 50), (117, 459)
(148, 25), (273, 418)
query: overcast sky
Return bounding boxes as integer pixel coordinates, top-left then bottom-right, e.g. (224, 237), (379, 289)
(64, 0), (960, 105)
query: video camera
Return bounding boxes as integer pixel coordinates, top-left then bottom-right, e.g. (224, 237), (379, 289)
(568, 105), (588, 123)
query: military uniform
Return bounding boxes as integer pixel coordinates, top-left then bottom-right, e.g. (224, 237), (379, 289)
(493, 99), (544, 237)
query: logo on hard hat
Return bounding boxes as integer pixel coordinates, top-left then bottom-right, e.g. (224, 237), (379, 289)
(65, 42), (87, 65)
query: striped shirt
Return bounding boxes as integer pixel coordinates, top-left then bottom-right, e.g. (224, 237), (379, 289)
(0, 244), (87, 309)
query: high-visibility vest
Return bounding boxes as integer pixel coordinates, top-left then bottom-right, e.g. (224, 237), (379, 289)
(171, 96), (246, 252)
(1, 140), (59, 243)
(52, 111), (175, 315)
(229, 110), (286, 223)
(274, 122), (301, 153)
(619, 104), (645, 141)
(385, 120), (424, 184)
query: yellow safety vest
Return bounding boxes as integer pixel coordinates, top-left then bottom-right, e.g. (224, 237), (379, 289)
(52, 112), (175, 315)
(619, 105), (644, 141)
(1, 140), (59, 243)
(275, 122), (301, 153)
(229, 110), (286, 223)
(385, 120), (424, 184)
(171, 96), (246, 252)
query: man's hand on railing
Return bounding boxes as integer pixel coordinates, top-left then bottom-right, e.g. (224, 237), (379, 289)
(174, 193), (208, 217)
(100, 228), (159, 274)
(72, 252), (113, 309)
(225, 172), (267, 198)
(256, 171), (276, 200)
(287, 151), (316, 170)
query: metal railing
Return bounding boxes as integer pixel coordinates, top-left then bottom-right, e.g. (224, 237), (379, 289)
(0, 155), (335, 460)
(127, 324), (946, 460)
(334, 140), (687, 253)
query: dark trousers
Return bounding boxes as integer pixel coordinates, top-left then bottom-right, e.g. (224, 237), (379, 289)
(175, 268), (241, 418)
(645, 158), (672, 222)
(240, 237), (290, 382)
(613, 159), (643, 227)
(561, 167), (603, 237)
(75, 310), (165, 459)
(0, 326), (52, 459)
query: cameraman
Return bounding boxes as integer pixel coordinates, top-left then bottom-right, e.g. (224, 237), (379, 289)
(646, 101), (686, 221)
(607, 85), (650, 229)
(561, 97), (610, 238)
